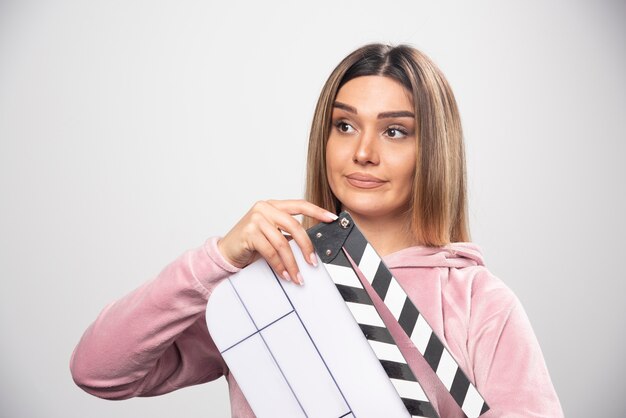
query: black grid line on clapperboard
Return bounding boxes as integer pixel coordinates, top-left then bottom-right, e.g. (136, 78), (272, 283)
(219, 275), (355, 418)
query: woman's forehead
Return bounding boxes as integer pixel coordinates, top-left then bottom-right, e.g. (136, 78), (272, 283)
(334, 76), (414, 114)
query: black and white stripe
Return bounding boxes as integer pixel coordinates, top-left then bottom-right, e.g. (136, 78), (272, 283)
(324, 251), (439, 418)
(343, 224), (490, 418)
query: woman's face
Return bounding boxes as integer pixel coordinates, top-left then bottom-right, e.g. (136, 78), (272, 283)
(326, 75), (417, 220)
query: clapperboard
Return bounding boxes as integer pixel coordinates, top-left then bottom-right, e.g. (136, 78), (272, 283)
(205, 212), (489, 418)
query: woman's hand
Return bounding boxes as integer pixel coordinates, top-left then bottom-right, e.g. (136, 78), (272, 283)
(217, 200), (338, 285)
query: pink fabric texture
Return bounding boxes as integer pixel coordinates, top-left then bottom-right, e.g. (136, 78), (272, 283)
(70, 237), (563, 417)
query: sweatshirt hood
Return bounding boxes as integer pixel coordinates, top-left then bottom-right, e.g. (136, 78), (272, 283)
(382, 242), (485, 269)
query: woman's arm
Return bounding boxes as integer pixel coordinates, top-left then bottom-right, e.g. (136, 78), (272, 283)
(469, 273), (564, 417)
(70, 200), (335, 400)
(70, 237), (240, 399)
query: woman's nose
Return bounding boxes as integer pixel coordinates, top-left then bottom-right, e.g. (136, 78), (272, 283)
(353, 129), (379, 165)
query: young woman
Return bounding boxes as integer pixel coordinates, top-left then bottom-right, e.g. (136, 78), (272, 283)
(70, 44), (563, 417)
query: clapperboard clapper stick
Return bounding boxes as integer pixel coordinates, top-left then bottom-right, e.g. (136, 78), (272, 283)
(206, 211), (489, 417)
(310, 212), (489, 418)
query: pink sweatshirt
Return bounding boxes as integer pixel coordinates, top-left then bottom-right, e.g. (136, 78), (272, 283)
(70, 237), (563, 417)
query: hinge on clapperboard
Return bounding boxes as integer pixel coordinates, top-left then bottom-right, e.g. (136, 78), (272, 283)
(307, 212), (354, 264)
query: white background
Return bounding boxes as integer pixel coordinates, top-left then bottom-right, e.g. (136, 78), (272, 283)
(1, 1), (624, 417)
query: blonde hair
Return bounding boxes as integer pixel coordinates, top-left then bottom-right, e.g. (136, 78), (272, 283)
(303, 44), (469, 247)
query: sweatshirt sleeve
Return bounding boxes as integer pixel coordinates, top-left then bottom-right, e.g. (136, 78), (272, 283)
(468, 273), (564, 418)
(70, 237), (241, 399)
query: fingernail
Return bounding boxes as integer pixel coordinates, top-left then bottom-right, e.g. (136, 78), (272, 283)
(309, 253), (318, 267)
(282, 271), (291, 282)
(326, 212), (338, 221)
(297, 272), (304, 286)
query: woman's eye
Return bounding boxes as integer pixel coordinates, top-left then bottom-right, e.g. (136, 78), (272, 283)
(385, 127), (408, 139)
(336, 121), (355, 133)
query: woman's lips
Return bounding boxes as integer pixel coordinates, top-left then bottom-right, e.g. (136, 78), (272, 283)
(345, 173), (386, 189)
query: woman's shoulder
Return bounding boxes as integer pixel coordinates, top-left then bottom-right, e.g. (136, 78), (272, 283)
(384, 242), (519, 311)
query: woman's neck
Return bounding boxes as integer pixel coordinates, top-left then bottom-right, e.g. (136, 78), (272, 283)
(346, 211), (418, 257)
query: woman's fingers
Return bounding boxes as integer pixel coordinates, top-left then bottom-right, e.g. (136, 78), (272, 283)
(258, 219), (304, 285)
(271, 210), (319, 269)
(266, 199), (337, 267)
(266, 199), (338, 222)
(252, 233), (291, 282)
(218, 199), (338, 285)
(257, 200), (337, 267)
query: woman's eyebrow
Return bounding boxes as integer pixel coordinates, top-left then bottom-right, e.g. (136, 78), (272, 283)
(333, 102), (357, 113)
(377, 111), (414, 119)
(333, 102), (414, 119)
